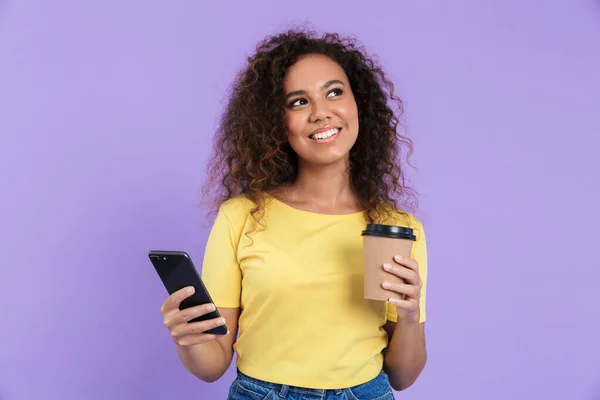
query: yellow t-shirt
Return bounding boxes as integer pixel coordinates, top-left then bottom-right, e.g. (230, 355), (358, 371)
(201, 195), (428, 389)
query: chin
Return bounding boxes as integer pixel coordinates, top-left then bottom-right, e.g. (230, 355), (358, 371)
(306, 153), (351, 166)
(292, 139), (356, 167)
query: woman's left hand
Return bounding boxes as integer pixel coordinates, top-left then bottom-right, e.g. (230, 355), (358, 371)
(382, 255), (422, 322)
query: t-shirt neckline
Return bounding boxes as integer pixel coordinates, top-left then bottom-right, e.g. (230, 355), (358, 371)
(266, 194), (366, 217)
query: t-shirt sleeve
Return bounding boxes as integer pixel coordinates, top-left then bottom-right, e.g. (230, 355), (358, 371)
(200, 207), (242, 308)
(386, 218), (428, 323)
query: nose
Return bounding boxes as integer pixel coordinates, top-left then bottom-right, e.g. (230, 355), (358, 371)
(309, 99), (331, 122)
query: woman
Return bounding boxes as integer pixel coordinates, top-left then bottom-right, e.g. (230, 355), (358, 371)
(160, 29), (428, 399)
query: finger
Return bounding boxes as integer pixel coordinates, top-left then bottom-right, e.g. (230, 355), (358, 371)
(164, 303), (216, 328)
(393, 255), (419, 272)
(382, 263), (421, 286)
(175, 333), (218, 347)
(177, 303), (217, 323)
(388, 297), (419, 311)
(381, 281), (420, 299)
(160, 286), (195, 314)
(171, 316), (227, 338)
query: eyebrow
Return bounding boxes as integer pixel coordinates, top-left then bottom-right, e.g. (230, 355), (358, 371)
(284, 79), (345, 102)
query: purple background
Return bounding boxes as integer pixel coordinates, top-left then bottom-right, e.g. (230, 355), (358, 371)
(1, 0), (599, 399)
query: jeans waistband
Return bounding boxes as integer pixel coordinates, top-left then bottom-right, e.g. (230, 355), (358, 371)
(236, 369), (344, 396)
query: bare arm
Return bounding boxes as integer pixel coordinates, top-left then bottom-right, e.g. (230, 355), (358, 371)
(383, 320), (427, 391)
(379, 255), (427, 391)
(174, 307), (240, 382)
(160, 287), (240, 383)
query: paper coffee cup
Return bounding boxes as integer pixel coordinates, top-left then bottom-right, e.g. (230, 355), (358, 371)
(361, 224), (417, 301)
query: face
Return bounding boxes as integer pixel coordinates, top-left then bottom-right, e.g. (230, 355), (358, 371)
(282, 54), (359, 167)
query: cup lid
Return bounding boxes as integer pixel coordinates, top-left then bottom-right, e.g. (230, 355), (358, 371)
(361, 224), (416, 240)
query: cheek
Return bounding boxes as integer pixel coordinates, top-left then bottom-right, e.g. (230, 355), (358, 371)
(337, 100), (359, 127)
(284, 112), (304, 138)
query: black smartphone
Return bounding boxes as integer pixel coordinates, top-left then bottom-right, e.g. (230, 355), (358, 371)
(148, 250), (227, 335)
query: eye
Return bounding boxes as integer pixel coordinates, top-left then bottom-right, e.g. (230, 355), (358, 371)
(326, 88), (343, 98)
(289, 98), (308, 108)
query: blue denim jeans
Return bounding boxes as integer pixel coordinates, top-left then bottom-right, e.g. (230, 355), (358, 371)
(227, 369), (395, 400)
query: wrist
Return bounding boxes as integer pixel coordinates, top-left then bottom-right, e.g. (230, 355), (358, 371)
(395, 306), (420, 324)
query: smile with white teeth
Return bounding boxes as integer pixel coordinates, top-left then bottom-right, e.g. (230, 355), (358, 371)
(309, 128), (340, 140)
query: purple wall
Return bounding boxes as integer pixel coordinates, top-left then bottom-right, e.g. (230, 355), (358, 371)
(1, 1), (599, 399)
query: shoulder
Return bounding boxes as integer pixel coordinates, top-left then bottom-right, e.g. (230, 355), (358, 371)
(215, 195), (257, 227)
(219, 194), (256, 216)
(382, 207), (425, 239)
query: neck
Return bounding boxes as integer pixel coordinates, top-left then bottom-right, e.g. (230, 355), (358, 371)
(290, 158), (356, 206)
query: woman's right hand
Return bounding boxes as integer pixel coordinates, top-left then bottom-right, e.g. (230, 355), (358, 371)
(160, 286), (228, 347)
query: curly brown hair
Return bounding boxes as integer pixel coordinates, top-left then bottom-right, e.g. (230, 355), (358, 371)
(202, 28), (417, 226)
